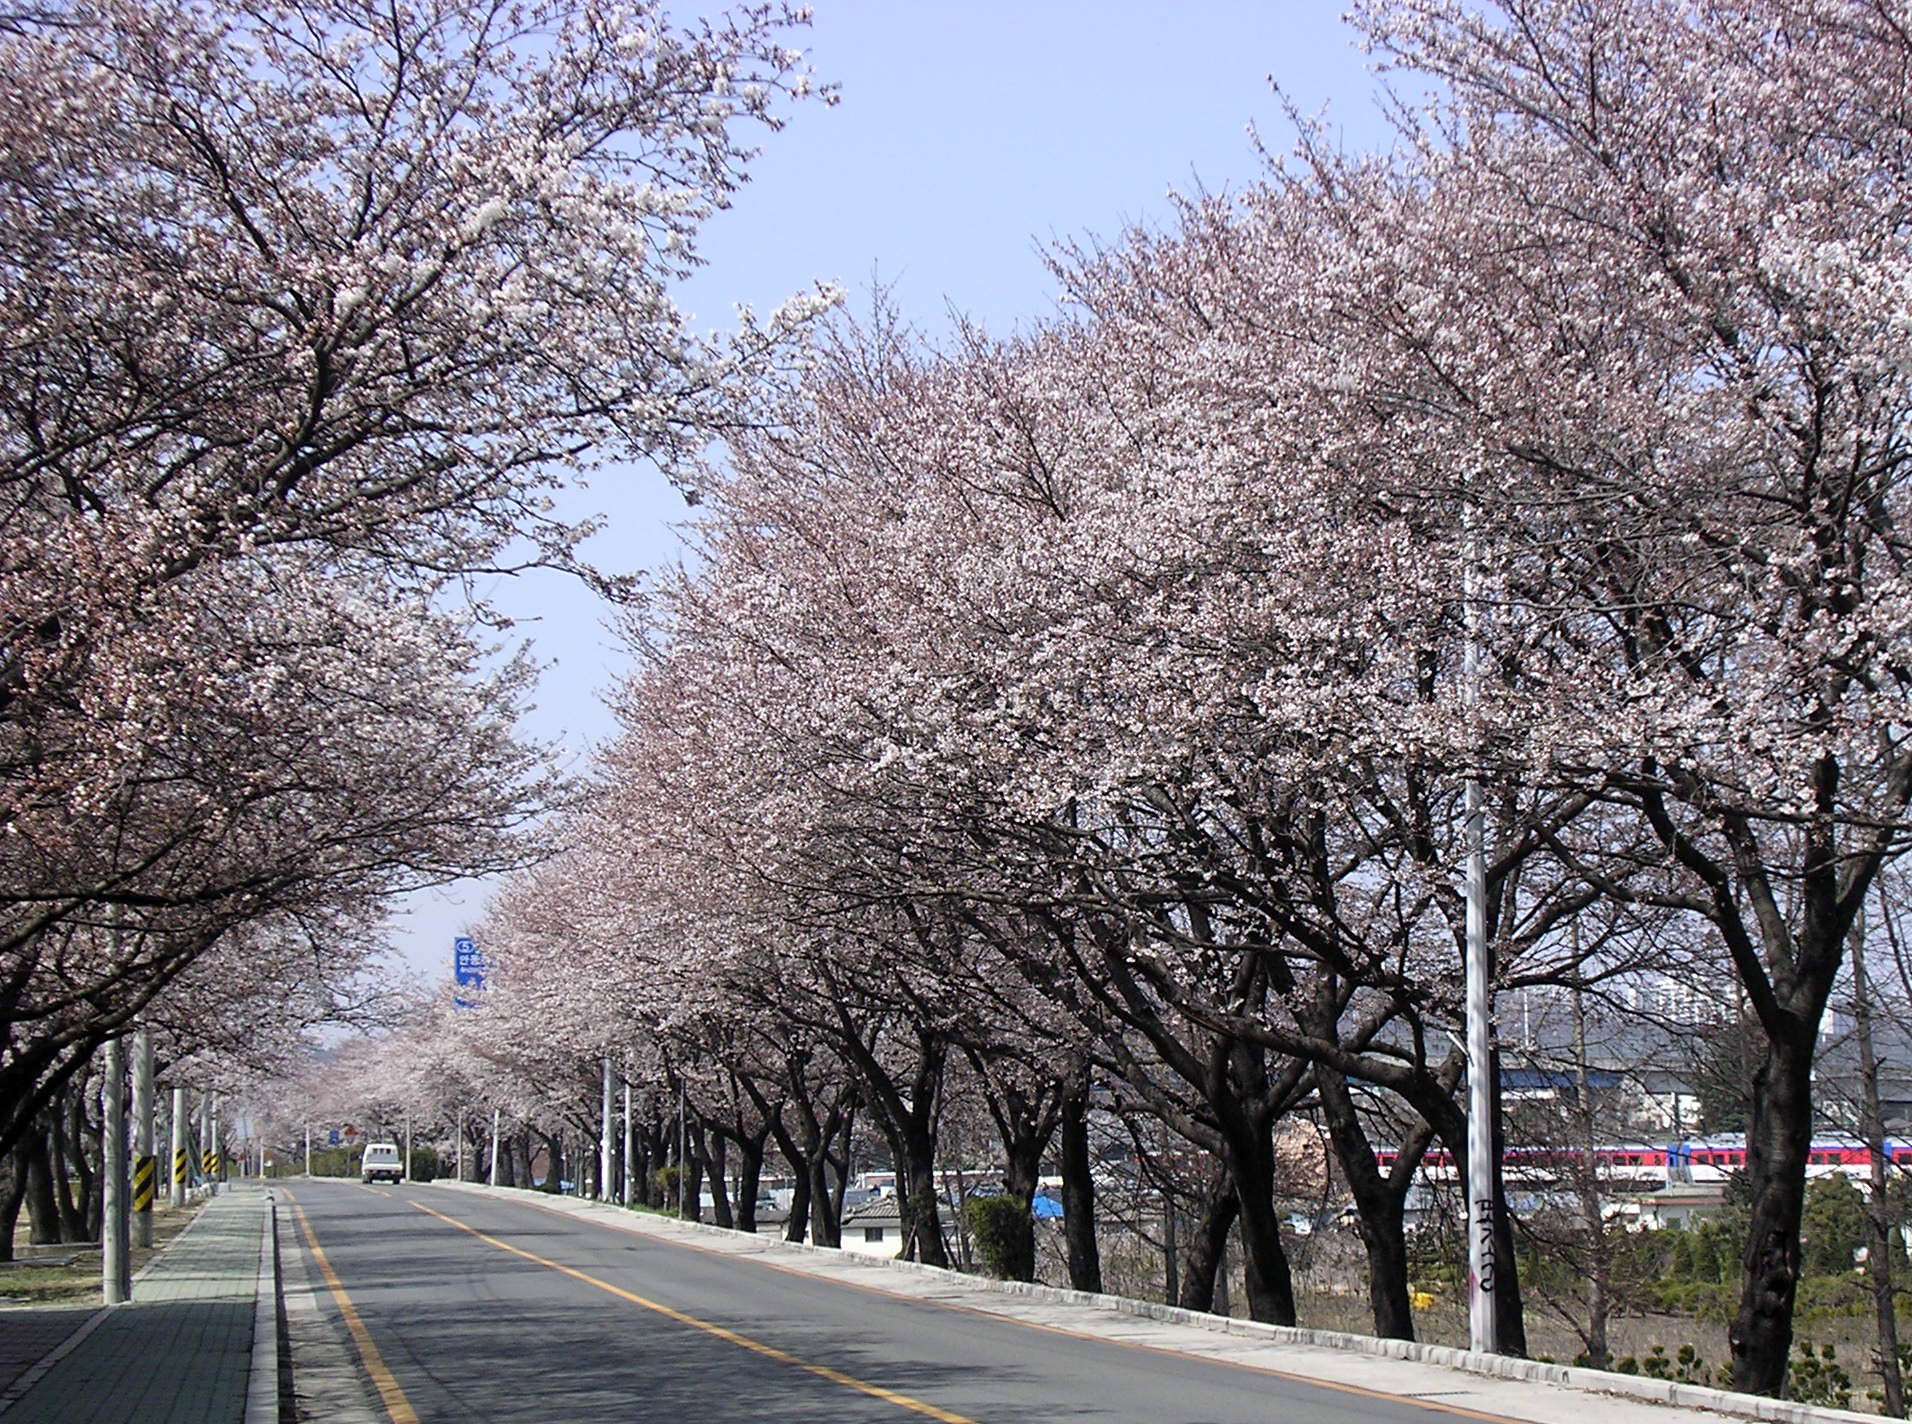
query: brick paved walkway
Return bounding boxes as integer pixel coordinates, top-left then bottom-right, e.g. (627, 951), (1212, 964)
(0, 1188), (272, 1424)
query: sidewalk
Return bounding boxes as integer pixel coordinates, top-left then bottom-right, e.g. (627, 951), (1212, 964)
(0, 1186), (280, 1424)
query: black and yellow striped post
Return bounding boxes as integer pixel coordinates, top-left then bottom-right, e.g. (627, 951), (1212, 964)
(202, 1148), (219, 1180)
(174, 1147), (188, 1191)
(133, 1155), (156, 1222)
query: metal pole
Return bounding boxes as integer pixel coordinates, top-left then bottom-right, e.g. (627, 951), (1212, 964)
(600, 1057), (614, 1203)
(102, 1038), (130, 1303)
(403, 1113), (411, 1182)
(209, 1095), (221, 1194)
(132, 1028), (154, 1248)
(622, 1078), (634, 1208)
(489, 1108), (500, 1188)
(1463, 515), (1499, 1356)
(678, 1079), (687, 1220)
(171, 1086), (188, 1207)
(304, 1123), (311, 1177)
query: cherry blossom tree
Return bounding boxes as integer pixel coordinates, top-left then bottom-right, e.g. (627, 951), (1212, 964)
(0, 0), (829, 1159)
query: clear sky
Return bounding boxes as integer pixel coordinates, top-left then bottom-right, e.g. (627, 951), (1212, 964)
(384, 1), (1395, 978)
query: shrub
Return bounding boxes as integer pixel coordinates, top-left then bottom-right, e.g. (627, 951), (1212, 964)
(1788, 1342), (1853, 1409)
(964, 1195), (1034, 1281)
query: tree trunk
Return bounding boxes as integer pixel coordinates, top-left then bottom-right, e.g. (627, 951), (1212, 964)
(1178, 1178), (1238, 1315)
(1730, 1027), (1816, 1394)
(768, 1113), (812, 1243)
(1059, 1084), (1102, 1293)
(1486, 1074), (1527, 1356)
(734, 1131), (765, 1234)
(1318, 1069), (1414, 1340)
(997, 1124), (1045, 1284)
(895, 1131), (947, 1268)
(52, 1098), (86, 1242)
(1162, 1194), (1180, 1305)
(785, 1167), (812, 1244)
(0, 1142), (29, 1261)
(704, 1129), (733, 1229)
(681, 1131), (705, 1222)
(805, 1149), (837, 1246)
(1231, 1150), (1297, 1326)
(23, 1124), (59, 1245)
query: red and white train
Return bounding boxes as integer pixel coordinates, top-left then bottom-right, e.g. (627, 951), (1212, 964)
(1375, 1136), (1909, 1185)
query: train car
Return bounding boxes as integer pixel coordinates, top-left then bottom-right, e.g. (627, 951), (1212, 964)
(1374, 1135), (1911, 1188)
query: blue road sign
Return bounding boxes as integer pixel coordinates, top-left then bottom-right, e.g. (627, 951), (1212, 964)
(454, 935), (486, 1008)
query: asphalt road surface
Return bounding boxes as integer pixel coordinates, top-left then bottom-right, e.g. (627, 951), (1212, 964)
(279, 1180), (1546, 1424)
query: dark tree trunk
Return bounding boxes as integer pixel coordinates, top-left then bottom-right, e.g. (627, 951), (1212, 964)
(996, 1123), (1046, 1285)
(1178, 1177), (1238, 1315)
(805, 1150), (837, 1246)
(1730, 1028), (1815, 1394)
(52, 1098), (86, 1242)
(1059, 1084), (1103, 1293)
(768, 1113), (812, 1244)
(23, 1125), (58, 1245)
(1486, 1068), (1527, 1356)
(538, 1129), (564, 1192)
(681, 1128), (704, 1222)
(1319, 1069), (1416, 1340)
(0, 1143), (26, 1262)
(733, 1130), (766, 1234)
(513, 1131), (535, 1190)
(785, 1167), (812, 1244)
(704, 1129), (733, 1229)
(1225, 1132), (1296, 1326)
(894, 1126), (947, 1267)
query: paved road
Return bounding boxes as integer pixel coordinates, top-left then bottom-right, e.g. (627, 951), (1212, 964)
(280, 1180), (1601, 1424)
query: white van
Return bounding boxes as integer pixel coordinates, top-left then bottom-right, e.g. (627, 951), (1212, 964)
(360, 1142), (403, 1184)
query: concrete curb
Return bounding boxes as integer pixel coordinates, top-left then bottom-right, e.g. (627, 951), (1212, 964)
(244, 1193), (282, 1424)
(428, 1181), (1876, 1424)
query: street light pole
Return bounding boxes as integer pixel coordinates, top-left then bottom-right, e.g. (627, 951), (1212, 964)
(102, 1038), (130, 1303)
(1463, 510), (1499, 1356)
(622, 1077), (634, 1208)
(600, 1057), (614, 1202)
(132, 1028), (154, 1248)
(170, 1086), (188, 1207)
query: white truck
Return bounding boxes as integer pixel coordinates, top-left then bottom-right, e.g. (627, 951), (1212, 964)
(360, 1142), (404, 1184)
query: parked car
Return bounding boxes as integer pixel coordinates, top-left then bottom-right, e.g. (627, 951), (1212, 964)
(360, 1142), (404, 1184)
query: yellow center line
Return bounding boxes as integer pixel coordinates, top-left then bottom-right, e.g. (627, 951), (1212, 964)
(407, 1199), (979, 1424)
(291, 1202), (421, 1424)
(471, 1189), (1532, 1424)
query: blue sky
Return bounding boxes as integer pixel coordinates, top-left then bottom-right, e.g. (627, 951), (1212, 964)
(386, 2), (1394, 976)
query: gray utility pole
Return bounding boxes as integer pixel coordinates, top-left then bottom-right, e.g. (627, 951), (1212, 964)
(622, 1078), (634, 1208)
(304, 1123), (312, 1177)
(209, 1095), (221, 1193)
(170, 1086), (188, 1207)
(102, 1038), (131, 1303)
(403, 1114), (411, 1182)
(600, 1057), (614, 1203)
(677, 1079), (688, 1220)
(132, 1028), (155, 1248)
(1463, 520), (1499, 1356)
(489, 1108), (500, 1188)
